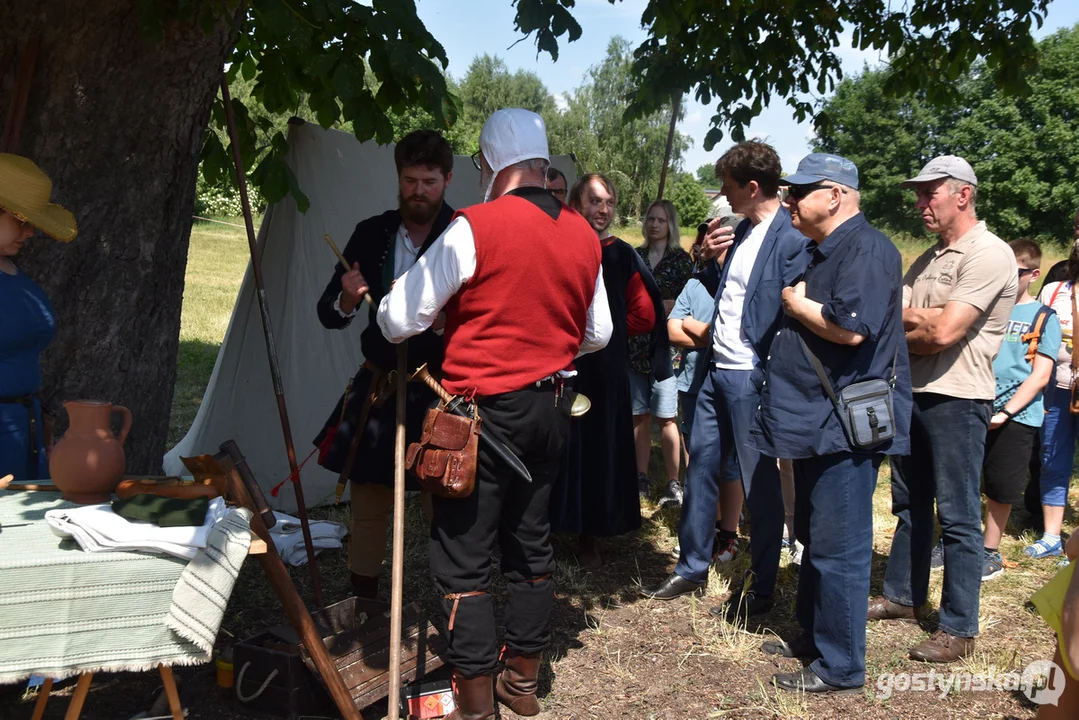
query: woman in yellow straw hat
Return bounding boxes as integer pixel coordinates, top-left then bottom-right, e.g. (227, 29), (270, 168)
(0, 153), (77, 482)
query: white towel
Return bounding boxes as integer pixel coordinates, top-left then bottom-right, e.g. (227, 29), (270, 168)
(44, 498), (228, 560)
(268, 511), (347, 566)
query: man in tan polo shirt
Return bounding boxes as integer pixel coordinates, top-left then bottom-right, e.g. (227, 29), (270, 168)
(868, 155), (1017, 663)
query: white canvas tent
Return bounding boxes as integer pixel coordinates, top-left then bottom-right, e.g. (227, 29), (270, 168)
(164, 120), (578, 512)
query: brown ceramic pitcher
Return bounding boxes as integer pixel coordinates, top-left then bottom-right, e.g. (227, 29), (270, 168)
(49, 400), (132, 504)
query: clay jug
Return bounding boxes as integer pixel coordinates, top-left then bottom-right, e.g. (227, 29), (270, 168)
(49, 400), (132, 504)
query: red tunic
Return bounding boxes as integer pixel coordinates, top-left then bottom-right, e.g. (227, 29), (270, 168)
(441, 194), (602, 396)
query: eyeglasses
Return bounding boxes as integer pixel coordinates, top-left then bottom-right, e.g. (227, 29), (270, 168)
(785, 184), (848, 200)
(471, 151), (482, 172)
(2, 209), (32, 230)
(551, 188), (567, 200)
(1018, 267), (1038, 277)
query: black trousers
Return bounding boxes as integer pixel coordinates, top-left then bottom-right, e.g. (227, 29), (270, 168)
(429, 383), (569, 677)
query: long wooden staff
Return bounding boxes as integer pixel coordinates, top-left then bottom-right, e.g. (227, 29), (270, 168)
(388, 342), (408, 720)
(220, 77), (323, 605)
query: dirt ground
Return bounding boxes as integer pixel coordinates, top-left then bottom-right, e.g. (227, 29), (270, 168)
(1, 483), (1065, 720)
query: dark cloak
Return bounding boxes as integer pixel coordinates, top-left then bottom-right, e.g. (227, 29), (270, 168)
(551, 236), (665, 536)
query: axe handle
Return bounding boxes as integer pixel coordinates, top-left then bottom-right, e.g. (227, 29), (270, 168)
(220, 440), (278, 530)
(324, 234), (373, 306)
(410, 363), (454, 404)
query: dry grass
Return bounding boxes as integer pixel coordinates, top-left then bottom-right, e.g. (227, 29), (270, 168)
(168, 218), (252, 449)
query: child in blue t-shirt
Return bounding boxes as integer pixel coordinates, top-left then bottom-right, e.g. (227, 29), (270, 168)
(980, 239), (1061, 578)
(668, 259), (743, 562)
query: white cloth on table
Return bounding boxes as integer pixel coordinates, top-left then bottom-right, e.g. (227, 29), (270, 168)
(44, 497), (228, 560)
(268, 510), (348, 565)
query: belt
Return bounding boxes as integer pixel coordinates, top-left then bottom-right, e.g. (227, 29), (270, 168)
(0, 395), (35, 406)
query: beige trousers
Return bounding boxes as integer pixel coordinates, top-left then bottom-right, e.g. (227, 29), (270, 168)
(349, 484), (433, 576)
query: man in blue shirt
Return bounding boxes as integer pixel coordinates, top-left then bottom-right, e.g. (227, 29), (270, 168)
(749, 154), (912, 694)
(641, 141), (808, 617)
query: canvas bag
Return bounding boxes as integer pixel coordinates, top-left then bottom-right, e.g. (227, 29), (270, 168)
(798, 335), (898, 450)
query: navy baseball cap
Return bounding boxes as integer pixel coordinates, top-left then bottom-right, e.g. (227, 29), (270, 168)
(781, 153), (859, 190)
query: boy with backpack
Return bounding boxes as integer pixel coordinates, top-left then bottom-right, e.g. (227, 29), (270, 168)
(980, 238), (1061, 579)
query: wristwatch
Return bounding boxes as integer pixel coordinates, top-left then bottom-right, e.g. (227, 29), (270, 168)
(1001, 408), (1016, 419)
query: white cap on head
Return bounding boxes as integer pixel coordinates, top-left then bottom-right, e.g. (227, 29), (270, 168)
(478, 108), (550, 202)
(901, 155), (978, 188)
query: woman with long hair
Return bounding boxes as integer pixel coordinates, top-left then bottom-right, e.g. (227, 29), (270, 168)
(630, 199), (693, 507)
(0, 154), (77, 482)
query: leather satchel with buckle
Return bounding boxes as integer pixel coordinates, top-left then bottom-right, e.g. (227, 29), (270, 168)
(405, 404), (480, 498)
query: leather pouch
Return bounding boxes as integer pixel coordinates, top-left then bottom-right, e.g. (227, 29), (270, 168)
(405, 405), (480, 498)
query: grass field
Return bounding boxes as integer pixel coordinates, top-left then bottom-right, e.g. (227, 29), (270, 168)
(156, 217), (1075, 719)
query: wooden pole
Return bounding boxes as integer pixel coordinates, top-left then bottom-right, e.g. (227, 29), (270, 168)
(219, 76), (324, 605)
(29, 677), (52, 720)
(387, 343), (408, 720)
(62, 673), (93, 720)
(656, 93), (682, 201)
(157, 665), (184, 720)
(219, 451), (363, 720)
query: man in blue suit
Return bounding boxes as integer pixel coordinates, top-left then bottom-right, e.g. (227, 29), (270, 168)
(641, 141), (809, 619)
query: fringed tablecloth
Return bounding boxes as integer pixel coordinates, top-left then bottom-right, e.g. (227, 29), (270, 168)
(0, 490), (251, 683)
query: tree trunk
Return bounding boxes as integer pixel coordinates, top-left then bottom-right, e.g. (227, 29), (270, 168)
(0, 1), (237, 472)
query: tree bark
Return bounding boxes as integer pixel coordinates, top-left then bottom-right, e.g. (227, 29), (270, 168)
(0, 2), (237, 472)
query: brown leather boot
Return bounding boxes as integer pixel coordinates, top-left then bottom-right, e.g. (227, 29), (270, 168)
(909, 630), (975, 663)
(496, 649), (542, 716)
(350, 572), (379, 600)
(866, 596), (920, 623)
(444, 670), (495, 720)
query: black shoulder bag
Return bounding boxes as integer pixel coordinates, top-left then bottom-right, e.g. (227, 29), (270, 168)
(798, 335), (898, 450)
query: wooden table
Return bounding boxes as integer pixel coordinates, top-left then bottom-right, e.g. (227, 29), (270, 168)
(0, 490), (264, 719)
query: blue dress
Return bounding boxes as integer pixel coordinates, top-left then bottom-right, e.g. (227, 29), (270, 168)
(0, 265), (55, 481)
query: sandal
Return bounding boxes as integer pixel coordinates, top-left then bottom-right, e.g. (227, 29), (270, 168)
(1024, 537), (1063, 559)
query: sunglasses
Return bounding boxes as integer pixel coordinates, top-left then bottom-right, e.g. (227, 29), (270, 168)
(471, 151), (482, 172)
(785, 183), (848, 200)
(1018, 267), (1038, 277)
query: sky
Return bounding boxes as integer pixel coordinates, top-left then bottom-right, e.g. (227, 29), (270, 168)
(414, 0), (1079, 180)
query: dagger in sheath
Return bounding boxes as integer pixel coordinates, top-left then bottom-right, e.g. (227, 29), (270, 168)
(409, 364), (533, 484)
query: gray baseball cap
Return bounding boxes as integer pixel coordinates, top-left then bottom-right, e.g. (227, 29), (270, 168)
(901, 155), (978, 188)
(781, 153), (859, 190)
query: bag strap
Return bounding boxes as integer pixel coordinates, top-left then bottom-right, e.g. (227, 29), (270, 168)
(1048, 280), (1067, 309)
(797, 333), (842, 409)
(798, 330), (899, 401)
(1021, 305), (1054, 364)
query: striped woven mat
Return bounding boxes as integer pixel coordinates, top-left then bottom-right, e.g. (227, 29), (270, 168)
(0, 491), (251, 682)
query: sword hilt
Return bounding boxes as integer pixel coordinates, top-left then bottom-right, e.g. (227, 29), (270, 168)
(409, 363), (455, 405)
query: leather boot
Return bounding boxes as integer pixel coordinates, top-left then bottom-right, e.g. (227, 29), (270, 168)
(349, 572), (379, 600)
(496, 649), (542, 716)
(444, 670), (495, 720)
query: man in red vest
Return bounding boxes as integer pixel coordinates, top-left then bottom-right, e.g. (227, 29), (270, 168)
(375, 109), (612, 719)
